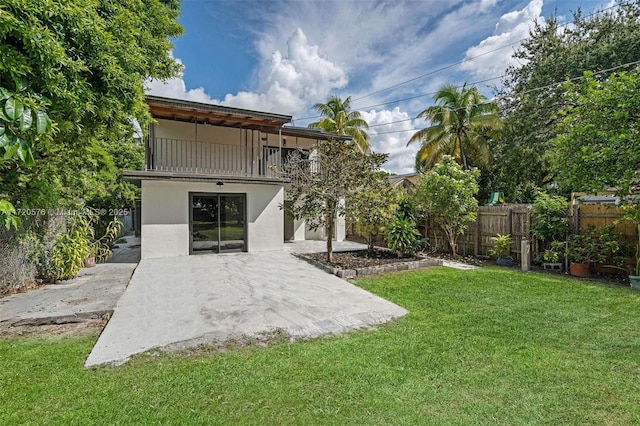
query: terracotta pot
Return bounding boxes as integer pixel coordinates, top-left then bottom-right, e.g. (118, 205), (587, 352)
(84, 256), (96, 268)
(570, 262), (591, 277)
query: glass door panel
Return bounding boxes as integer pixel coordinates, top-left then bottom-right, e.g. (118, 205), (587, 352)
(190, 193), (245, 254)
(191, 195), (220, 253)
(219, 194), (245, 252)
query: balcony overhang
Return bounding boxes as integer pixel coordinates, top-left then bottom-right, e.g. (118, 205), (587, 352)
(146, 95), (292, 131)
(123, 170), (289, 185)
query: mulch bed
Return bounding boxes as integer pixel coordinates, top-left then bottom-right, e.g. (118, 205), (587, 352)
(304, 250), (421, 270)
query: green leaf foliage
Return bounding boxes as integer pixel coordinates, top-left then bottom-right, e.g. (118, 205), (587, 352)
(415, 155), (479, 256)
(552, 70), (640, 197)
(490, 3), (640, 202)
(385, 217), (420, 257)
(531, 190), (569, 245)
(349, 170), (398, 253)
(0, 0), (183, 227)
(4, 97), (22, 121)
(283, 139), (388, 262)
(309, 96), (370, 153)
(408, 83), (502, 171)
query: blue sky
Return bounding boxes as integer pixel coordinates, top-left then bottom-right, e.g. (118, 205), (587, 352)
(148, 0), (616, 173)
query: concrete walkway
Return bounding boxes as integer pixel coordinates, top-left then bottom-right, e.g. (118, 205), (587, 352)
(0, 235), (139, 329)
(85, 250), (408, 367)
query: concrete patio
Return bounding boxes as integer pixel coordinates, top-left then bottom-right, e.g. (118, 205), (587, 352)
(85, 248), (408, 368)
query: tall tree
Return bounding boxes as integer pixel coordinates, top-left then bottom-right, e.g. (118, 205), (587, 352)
(491, 2), (640, 202)
(552, 70), (640, 197)
(0, 0), (183, 218)
(407, 83), (501, 171)
(283, 139), (387, 262)
(308, 96), (370, 153)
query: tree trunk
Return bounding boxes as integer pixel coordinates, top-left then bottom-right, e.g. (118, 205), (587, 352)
(368, 233), (375, 254)
(325, 200), (336, 263)
(446, 228), (457, 256)
(457, 132), (468, 170)
(326, 219), (334, 263)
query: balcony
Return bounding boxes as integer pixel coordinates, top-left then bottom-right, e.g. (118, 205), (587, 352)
(145, 137), (284, 178)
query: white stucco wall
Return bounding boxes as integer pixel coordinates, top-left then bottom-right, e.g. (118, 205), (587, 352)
(141, 180), (283, 259)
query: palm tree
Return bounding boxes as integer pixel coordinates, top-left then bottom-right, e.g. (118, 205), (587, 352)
(407, 83), (502, 170)
(309, 96), (370, 153)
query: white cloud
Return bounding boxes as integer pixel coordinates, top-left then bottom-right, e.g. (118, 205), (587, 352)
(361, 107), (420, 174)
(223, 28), (348, 115)
(479, 0), (498, 12)
(146, 55), (216, 103)
(147, 29), (347, 117)
(460, 0), (545, 80)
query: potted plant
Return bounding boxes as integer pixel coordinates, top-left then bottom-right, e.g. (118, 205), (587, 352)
(567, 226), (619, 277)
(490, 233), (513, 266)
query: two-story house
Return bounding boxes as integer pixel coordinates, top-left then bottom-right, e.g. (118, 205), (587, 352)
(124, 96), (348, 259)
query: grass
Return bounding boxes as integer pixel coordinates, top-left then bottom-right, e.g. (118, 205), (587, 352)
(2, 267), (640, 424)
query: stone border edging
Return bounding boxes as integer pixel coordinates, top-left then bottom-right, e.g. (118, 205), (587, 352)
(294, 253), (443, 279)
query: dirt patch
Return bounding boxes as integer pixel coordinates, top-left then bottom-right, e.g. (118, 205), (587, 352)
(0, 311), (111, 337)
(304, 249), (421, 269)
(0, 319), (105, 337)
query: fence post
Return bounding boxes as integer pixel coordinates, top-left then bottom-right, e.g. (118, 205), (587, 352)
(521, 238), (531, 271)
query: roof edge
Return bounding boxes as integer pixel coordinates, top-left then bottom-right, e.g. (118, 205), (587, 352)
(145, 95), (292, 123)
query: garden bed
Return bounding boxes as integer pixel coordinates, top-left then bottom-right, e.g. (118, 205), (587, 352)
(296, 249), (442, 278)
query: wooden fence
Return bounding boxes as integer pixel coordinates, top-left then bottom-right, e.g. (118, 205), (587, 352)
(423, 205), (532, 259)
(572, 204), (637, 246)
(346, 203), (639, 261)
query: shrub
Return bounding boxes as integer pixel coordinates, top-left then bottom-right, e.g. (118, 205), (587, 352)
(567, 225), (619, 264)
(385, 217), (420, 258)
(0, 237), (37, 294)
(489, 234), (513, 258)
(48, 212), (121, 282)
(531, 191), (569, 244)
(414, 156), (479, 256)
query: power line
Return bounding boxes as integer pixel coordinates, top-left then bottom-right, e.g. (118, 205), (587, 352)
(293, 75), (503, 123)
(364, 58), (640, 138)
(350, 1), (621, 102)
(292, 1), (623, 123)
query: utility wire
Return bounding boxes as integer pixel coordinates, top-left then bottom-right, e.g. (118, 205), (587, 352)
(292, 1), (623, 123)
(366, 58), (640, 137)
(350, 1), (621, 102)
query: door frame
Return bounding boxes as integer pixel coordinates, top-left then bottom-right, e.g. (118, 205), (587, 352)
(189, 192), (247, 254)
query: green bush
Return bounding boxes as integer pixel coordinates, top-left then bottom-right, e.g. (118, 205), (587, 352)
(48, 212), (121, 282)
(567, 225), (619, 264)
(489, 233), (513, 258)
(531, 191), (569, 244)
(385, 217), (420, 258)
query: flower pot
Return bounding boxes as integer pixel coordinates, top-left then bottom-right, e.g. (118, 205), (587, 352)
(569, 262), (591, 277)
(84, 256), (96, 268)
(496, 257), (513, 267)
(629, 275), (640, 290)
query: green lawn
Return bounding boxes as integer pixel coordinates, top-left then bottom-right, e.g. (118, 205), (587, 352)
(2, 267), (640, 424)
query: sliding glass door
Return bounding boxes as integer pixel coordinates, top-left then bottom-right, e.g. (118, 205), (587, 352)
(190, 193), (246, 253)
